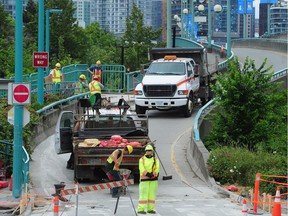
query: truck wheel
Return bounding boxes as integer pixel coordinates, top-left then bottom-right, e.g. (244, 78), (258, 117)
(182, 94), (193, 117)
(136, 105), (146, 117)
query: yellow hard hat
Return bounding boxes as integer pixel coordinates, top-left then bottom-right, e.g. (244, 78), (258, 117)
(55, 63), (61, 68)
(79, 74), (86, 80)
(145, 144), (154, 151)
(126, 145), (133, 154)
(96, 60), (101, 65)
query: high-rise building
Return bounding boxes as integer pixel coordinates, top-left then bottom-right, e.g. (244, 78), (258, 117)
(88, 0), (161, 35)
(72, 0), (91, 28)
(258, 0), (287, 36)
(89, 0), (133, 35)
(270, 5), (288, 34)
(152, 0), (162, 30)
(0, 0), (28, 18)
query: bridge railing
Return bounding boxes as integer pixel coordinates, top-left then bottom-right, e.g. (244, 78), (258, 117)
(0, 140), (29, 193)
(193, 67), (288, 141)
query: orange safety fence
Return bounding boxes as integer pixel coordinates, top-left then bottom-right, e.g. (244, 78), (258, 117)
(0, 178), (134, 207)
(249, 173), (288, 214)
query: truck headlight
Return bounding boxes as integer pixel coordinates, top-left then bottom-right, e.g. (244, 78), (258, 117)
(178, 90), (188, 95)
(133, 90), (143, 95)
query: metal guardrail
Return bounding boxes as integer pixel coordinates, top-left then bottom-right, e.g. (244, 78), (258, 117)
(193, 67), (288, 141)
(0, 140), (29, 193)
(36, 92), (89, 114)
(22, 146), (29, 194)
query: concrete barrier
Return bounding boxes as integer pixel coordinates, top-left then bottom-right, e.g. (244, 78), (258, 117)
(232, 39), (288, 54)
(31, 101), (77, 150)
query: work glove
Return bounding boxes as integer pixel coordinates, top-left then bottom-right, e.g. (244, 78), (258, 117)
(146, 172), (153, 177)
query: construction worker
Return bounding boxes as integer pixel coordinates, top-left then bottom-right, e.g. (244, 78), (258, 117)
(49, 63), (64, 83)
(74, 74), (88, 95)
(137, 144), (160, 214)
(105, 145), (133, 198)
(87, 60), (103, 82)
(89, 75), (104, 108)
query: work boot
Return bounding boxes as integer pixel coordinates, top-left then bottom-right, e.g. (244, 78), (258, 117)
(137, 211), (146, 214)
(147, 210), (156, 214)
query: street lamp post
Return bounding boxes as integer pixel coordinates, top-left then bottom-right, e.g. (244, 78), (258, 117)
(37, 0), (44, 104)
(167, 0), (172, 47)
(227, 0), (231, 56)
(45, 9), (63, 75)
(198, 3), (222, 52)
(183, 8), (188, 38)
(190, 0), (195, 40)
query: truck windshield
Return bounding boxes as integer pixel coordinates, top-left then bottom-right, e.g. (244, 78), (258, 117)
(147, 62), (185, 75)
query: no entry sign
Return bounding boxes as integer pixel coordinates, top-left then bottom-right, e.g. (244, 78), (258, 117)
(12, 84), (31, 104)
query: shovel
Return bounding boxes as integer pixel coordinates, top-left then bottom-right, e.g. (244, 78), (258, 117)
(154, 149), (173, 180)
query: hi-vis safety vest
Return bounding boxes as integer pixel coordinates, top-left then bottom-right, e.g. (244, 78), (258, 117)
(107, 149), (124, 171)
(139, 155), (160, 181)
(74, 81), (87, 95)
(89, 81), (101, 95)
(52, 69), (62, 83)
(93, 68), (102, 82)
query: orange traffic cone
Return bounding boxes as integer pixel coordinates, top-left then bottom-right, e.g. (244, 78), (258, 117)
(272, 187), (281, 216)
(242, 199), (248, 216)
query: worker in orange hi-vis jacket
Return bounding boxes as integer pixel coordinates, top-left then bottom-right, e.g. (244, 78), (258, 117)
(87, 60), (102, 83)
(137, 144), (160, 214)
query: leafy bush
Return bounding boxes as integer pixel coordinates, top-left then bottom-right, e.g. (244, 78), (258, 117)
(0, 92), (67, 165)
(207, 147), (287, 194)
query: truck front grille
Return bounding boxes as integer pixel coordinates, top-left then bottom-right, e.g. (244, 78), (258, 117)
(143, 85), (177, 97)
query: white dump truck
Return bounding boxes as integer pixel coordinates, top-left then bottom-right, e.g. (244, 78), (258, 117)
(134, 47), (212, 117)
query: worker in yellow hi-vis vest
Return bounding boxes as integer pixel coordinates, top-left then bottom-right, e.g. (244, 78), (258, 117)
(49, 63), (63, 83)
(105, 145), (133, 198)
(89, 75), (104, 108)
(137, 144), (160, 214)
(74, 74), (88, 95)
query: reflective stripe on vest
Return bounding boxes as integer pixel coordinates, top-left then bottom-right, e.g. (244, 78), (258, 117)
(89, 81), (101, 95)
(52, 69), (61, 83)
(107, 149), (123, 170)
(94, 70), (102, 82)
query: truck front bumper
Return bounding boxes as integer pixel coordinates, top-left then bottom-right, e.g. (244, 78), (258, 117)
(135, 97), (187, 109)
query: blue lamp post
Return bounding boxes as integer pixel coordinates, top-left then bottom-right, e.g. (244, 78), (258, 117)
(167, 0), (172, 47)
(37, 0), (44, 104)
(227, 0), (231, 56)
(45, 9), (63, 75)
(198, 3), (222, 51)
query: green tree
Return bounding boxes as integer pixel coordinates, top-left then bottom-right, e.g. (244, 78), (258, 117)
(205, 57), (287, 155)
(122, 3), (162, 70)
(46, 0), (79, 64)
(0, 3), (14, 77)
(84, 22), (119, 65)
(23, 0), (38, 41)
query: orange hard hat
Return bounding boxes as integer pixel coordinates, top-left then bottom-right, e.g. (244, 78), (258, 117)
(93, 75), (99, 80)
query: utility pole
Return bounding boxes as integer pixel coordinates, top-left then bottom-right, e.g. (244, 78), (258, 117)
(13, 0), (24, 198)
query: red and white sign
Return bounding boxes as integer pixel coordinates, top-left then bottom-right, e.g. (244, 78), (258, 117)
(12, 84), (31, 104)
(33, 52), (49, 67)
